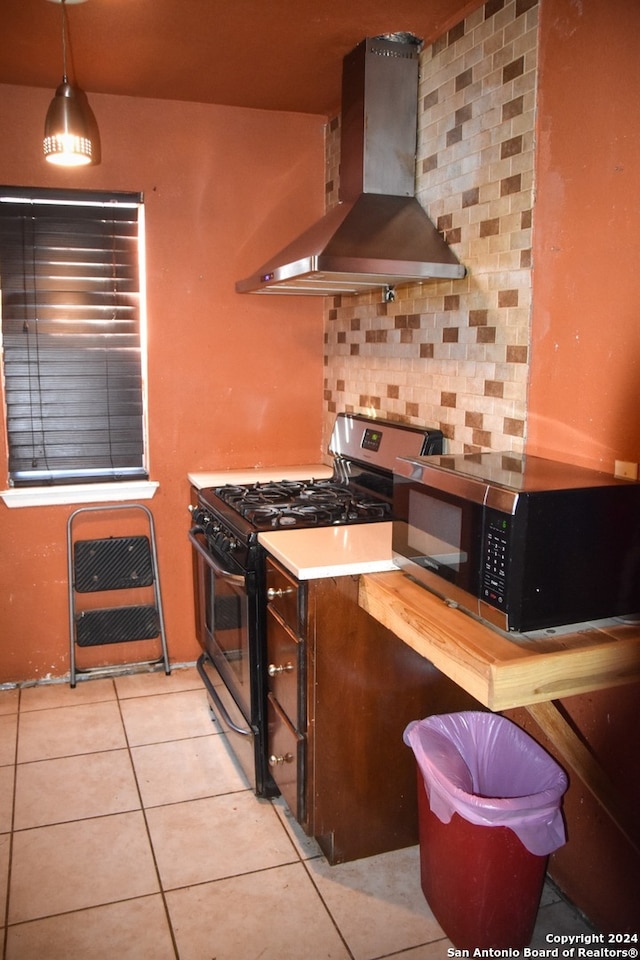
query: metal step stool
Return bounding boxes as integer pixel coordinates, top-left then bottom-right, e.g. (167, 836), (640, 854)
(67, 503), (170, 687)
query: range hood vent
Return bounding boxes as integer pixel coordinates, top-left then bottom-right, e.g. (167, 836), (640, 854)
(236, 36), (465, 297)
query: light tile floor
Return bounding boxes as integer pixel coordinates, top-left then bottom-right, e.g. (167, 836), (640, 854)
(0, 666), (596, 959)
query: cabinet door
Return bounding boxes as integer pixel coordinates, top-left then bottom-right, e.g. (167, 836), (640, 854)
(267, 693), (305, 823)
(266, 607), (301, 728)
(308, 575), (482, 864)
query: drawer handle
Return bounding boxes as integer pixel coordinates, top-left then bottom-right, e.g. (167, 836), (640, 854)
(269, 753), (294, 766)
(267, 586), (295, 601)
(268, 662), (294, 677)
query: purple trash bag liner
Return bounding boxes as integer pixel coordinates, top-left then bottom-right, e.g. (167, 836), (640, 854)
(404, 711), (568, 855)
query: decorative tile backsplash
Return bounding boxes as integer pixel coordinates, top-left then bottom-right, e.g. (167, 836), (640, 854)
(322, 0), (538, 456)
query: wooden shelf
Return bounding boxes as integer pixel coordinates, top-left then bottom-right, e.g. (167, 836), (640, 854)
(358, 571), (640, 711)
(359, 571), (640, 854)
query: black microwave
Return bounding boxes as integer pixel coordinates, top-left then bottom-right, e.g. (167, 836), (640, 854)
(392, 451), (640, 632)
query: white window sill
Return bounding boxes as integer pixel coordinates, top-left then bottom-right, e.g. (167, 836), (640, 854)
(0, 480), (159, 509)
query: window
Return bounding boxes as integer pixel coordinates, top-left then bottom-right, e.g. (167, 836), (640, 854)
(0, 187), (149, 496)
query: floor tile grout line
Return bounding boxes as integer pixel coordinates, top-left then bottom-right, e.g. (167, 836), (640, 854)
(114, 686), (182, 960)
(12, 665), (203, 715)
(0, 675), (254, 959)
(2, 677), (223, 955)
(113, 677), (337, 958)
(13, 745), (135, 771)
(16, 676), (119, 714)
(3, 892), (169, 936)
(17, 697), (117, 714)
(157, 857), (313, 895)
(267, 797), (327, 865)
(11, 809), (144, 837)
(371, 935), (452, 960)
(299, 855), (357, 960)
(11, 727), (226, 772)
(1, 687), (22, 960)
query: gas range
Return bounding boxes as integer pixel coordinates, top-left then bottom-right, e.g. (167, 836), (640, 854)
(188, 412), (443, 798)
(191, 475), (392, 570)
(191, 414), (444, 563)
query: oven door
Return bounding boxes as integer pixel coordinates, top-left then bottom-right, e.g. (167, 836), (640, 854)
(189, 529), (251, 707)
(392, 477), (484, 616)
(189, 528), (269, 792)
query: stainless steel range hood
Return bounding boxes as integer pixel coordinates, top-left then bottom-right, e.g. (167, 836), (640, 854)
(236, 36), (465, 297)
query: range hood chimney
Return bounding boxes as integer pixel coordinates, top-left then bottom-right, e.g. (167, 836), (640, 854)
(235, 35), (465, 297)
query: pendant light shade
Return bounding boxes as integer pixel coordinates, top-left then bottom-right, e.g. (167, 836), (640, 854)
(43, 0), (100, 166)
(43, 81), (99, 165)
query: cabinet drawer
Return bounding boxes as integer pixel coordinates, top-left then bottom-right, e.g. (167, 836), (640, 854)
(267, 693), (305, 823)
(265, 558), (299, 631)
(266, 608), (301, 727)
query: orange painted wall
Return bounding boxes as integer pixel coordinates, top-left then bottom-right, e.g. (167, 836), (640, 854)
(529, 0), (640, 471)
(0, 84), (326, 681)
(527, 1), (640, 931)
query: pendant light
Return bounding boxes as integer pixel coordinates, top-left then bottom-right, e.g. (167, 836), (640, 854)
(43, 0), (100, 166)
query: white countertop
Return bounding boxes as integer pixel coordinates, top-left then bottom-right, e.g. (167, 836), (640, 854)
(189, 464), (332, 489)
(258, 522), (396, 580)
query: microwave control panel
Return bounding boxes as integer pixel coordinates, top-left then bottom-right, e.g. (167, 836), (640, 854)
(481, 512), (510, 609)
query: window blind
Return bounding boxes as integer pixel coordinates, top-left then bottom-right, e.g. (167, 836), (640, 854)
(0, 187), (147, 486)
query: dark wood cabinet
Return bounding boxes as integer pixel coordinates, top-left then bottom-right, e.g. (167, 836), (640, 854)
(265, 555), (481, 864)
(264, 558), (306, 821)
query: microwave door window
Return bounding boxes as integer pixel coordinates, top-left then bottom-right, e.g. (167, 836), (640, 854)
(409, 529), (468, 571)
(408, 490), (468, 583)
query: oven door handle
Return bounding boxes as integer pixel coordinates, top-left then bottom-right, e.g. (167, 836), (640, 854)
(196, 655), (254, 738)
(188, 529), (246, 588)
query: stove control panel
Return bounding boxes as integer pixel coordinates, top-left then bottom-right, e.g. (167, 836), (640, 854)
(361, 427), (383, 453)
(329, 413), (443, 472)
(191, 507), (241, 553)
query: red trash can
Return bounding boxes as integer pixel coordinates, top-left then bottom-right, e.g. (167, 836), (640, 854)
(404, 712), (568, 950)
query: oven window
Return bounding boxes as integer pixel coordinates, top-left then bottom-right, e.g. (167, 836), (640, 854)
(199, 554), (252, 713)
(408, 490), (467, 572)
(210, 585), (247, 670)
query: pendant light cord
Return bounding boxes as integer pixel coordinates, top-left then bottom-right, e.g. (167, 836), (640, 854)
(60, 0), (69, 83)
(43, 0), (99, 166)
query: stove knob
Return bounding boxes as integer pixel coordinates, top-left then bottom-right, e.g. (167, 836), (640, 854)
(216, 532), (236, 552)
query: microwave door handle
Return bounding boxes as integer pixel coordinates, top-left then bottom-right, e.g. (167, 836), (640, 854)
(187, 529), (246, 588)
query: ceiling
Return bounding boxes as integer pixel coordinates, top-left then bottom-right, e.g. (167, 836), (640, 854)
(1, 0), (481, 117)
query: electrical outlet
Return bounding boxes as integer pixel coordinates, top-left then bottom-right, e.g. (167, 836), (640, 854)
(614, 460), (638, 480)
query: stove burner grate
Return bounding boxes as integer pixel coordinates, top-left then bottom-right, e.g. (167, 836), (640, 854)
(244, 502), (348, 528)
(207, 475), (392, 533)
